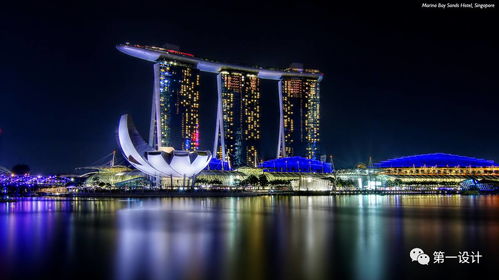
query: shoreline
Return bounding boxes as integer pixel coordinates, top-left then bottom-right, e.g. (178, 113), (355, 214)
(2, 188), (497, 200)
(3, 189), (494, 198)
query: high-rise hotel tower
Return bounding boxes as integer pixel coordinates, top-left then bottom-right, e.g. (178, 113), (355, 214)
(218, 71), (261, 167)
(154, 59), (200, 151)
(117, 43), (323, 168)
(281, 64), (321, 159)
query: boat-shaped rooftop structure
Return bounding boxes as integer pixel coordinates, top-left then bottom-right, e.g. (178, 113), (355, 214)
(116, 43), (323, 81)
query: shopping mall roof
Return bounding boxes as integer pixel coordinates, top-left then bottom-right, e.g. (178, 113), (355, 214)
(375, 153), (499, 168)
(260, 156), (333, 173)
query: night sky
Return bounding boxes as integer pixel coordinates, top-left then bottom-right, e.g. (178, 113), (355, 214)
(0, 1), (497, 173)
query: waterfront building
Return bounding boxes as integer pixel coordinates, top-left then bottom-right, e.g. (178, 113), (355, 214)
(196, 170), (246, 186)
(206, 158), (231, 171)
(155, 59), (200, 151)
(0, 174), (70, 188)
(333, 153), (499, 191)
(375, 153), (499, 191)
(335, 168), (386, 190)
(81, 166), (143, 189)
(375, 153), (499, 168)
(259, 156), (332, 173)
(117, 114), (212, 185)
(117, 43), (323, 168)
(219, 70), (261, 167)
(281, 65), (321, 159)
(290, 177), (332, 192)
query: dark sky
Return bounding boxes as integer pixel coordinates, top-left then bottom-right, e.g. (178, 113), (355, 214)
(0, 1), (497, 173)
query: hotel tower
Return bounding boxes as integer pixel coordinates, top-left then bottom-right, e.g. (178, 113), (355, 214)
(281, 64), (321, 159)
(117, 43), (323, 168)
(154, 59), (200, 151)
(219, 70), (261, 167)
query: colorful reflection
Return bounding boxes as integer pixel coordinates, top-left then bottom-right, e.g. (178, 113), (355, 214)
(0, 196), (498, 280)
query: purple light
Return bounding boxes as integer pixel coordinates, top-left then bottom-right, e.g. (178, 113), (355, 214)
(0, 174), (70, 188)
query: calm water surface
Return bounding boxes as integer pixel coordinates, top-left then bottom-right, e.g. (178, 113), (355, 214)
(0, 195), (498, 280)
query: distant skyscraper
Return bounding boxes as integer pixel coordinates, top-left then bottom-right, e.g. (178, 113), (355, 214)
(154, 59), (200, 151)
(218, 70), (261, 167)
(281, 67), (321, 159)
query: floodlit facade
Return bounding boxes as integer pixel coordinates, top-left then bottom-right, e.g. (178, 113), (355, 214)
(82, 166), (143, 188)
(260, 156), (332, 173)
(206, 158), (231, 171)
(291, 177), (332, 192)
(117, 43), (323, 167)
(117, 114), (211, 180)
(333, 153), (499, 191)
(375, 153), (499, 168)
(335, 169), (386, 190)
(375, 153), (499, 190)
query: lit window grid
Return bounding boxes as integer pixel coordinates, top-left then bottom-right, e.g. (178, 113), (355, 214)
(219, 71), (261, 167)
(282, 78), (321, 159)
(158, 60), (200, 151)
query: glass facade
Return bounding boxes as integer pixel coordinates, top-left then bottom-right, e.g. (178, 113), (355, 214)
(220, 70), (261, 167)
(158, 60), (200, 151)
(282, 74), (320, 159)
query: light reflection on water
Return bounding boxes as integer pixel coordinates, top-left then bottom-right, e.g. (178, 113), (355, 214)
(0, 195), (498, 280)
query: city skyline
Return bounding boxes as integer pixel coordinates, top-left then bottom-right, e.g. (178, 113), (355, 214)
(0, 2), (497, 280)
(0, 1), (497, 173)
(118, 44), (324, 168)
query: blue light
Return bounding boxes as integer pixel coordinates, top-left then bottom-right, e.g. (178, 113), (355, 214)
(259, 156), (332, 173)
(375, 153), (499, 168)
(184, 139), (191, 150)
(205, 158), (231, 171)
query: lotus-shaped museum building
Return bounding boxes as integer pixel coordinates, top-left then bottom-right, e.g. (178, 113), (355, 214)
(117, 114), (212, 178)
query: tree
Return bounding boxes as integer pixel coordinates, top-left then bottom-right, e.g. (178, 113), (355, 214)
(335, 178), (355, 188)
(90, 176), (101, 187)
(240, 175), (260, 187)
(322, 177), (335, 183)
(195, 178), (209, 185)
(247, 175), (259, 186)
(210, 179), (222, 185)
(269, 180), (291, 186)
(258, 174), (269, 187)
(196, 178), (222, 185)
(11, 164), (30, 175)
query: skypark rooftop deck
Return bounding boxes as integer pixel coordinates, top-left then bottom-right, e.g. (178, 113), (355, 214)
(117, 43), (323, 81)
